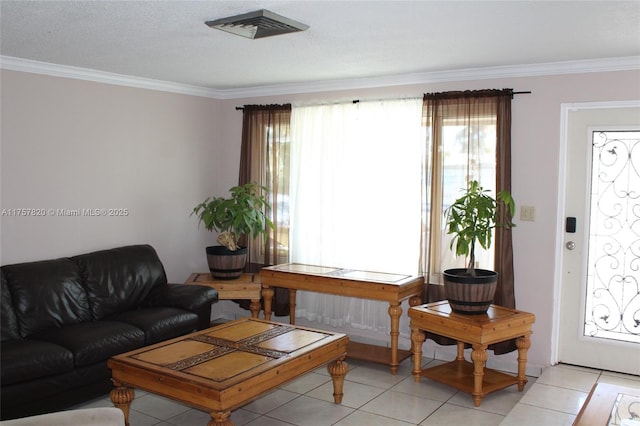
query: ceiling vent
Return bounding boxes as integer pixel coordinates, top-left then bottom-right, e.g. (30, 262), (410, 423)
(205, 9), (309, 39)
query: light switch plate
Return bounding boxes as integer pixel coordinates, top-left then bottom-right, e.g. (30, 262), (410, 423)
(520, 206), (535, 222)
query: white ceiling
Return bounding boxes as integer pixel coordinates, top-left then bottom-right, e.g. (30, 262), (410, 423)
(1, 1), (639, 98)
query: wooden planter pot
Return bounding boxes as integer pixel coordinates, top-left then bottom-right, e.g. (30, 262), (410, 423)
(443, 268), (498, 315)
(206, 246), (247, 280)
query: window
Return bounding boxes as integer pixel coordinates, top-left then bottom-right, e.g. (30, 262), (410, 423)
(288, 99), (424, 332)
(241, 90), (514, 335)
(427, 115), (498, 284)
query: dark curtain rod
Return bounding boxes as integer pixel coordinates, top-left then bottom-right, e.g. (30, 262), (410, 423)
(354, 91), (531, 104)
(236, 91), (532, 109)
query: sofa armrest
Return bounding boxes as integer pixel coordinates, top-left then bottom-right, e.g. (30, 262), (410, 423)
(145, 284), (218, 330)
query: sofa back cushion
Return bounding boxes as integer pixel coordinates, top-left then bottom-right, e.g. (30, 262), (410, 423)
(72, 245), (168, 320)
(1, 272), (20, 341)
(1, 258), (91, 338)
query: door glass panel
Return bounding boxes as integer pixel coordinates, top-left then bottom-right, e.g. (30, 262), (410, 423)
(584, 130), (640, 343)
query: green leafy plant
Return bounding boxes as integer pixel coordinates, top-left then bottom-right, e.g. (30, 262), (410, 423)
(192, 183), (274, 251)
(444, 180), (516, 276)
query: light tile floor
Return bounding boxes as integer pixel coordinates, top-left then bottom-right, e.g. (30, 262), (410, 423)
(73, 358), (640, 425)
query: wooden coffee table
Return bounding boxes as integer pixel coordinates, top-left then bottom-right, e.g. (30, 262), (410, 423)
(409, 301), (535, 406)
(108, 318), (349, 426)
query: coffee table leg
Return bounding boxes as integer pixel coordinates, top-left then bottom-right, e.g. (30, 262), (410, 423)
(110, 382), (134, 426)
(327, 356), (349, 404)
(516, 333), (531, 391)
(388, 302), (402, 374)
(208, 411), (233, 426)
(471, 344), (488, 407)
(262, 286), (274, 321)
(410, 323), (425, 382)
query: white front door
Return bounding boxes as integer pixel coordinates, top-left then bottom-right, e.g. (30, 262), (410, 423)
(557, 101), (640, 375)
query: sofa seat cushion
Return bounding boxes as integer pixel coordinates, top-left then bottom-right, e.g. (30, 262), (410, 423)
(109, 307), (199, 344)
(1, 339), (74, 385)
(31, 321), (145, 367)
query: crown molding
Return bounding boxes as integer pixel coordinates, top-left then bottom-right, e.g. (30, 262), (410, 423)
(0, 56), (225, 99)
(224, 56), (640, 99)
(2, 55), (638, 100)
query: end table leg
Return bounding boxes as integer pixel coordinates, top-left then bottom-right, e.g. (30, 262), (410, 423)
(410, 323), (425, 383)
(471, 344), (488, 407)
(327, 356), (349, 404)
(408, 296), (423, 354)
(110, 383), (134, 426)
(456, 341), (465, 361)
(516, 333), (532, 391)
(262, 287), (274, 321)
(249, 299), (261, 319)
(208, 411), (233, 426)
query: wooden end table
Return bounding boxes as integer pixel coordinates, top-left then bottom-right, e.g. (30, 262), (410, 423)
(108, 318), (349, 426)
(185, 273), (262, 319)
(409, 301), (535, 406)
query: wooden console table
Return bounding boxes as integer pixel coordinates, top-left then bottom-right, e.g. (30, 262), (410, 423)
(259, 263), (423, 374)
(185, 273), (262, 319)
(409, 301), (535, 406)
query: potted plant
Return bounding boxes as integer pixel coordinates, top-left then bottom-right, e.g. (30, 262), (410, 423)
(443, 180), (516, 314)
(192, 183), (274, 280)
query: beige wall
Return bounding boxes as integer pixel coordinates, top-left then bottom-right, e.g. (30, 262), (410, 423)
(1, 66), (639, 371)
(0, 69), (226, 281)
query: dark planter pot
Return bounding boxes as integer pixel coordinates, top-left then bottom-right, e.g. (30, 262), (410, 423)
(443, 268), (498, 315)
(206, 245), (247, 280)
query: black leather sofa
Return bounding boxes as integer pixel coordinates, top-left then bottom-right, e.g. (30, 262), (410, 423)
(1, 244), (218, 420)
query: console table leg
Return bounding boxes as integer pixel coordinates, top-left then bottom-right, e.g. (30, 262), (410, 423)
(471, 344), (488, 407)
(410, 324), (425, 382)
(289, 289), (297, 325)
(110, 383), (134, 426)
(208, 411), (233, 426)
(327, 356), (349, 404)
(262, 287), (274, 321)
(409, 296), (422, 308)
(516, 333), (531, 391)
(388, 302), (402, 374)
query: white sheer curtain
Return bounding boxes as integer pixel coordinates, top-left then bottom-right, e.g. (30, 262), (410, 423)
(288, 99), (424, 333)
